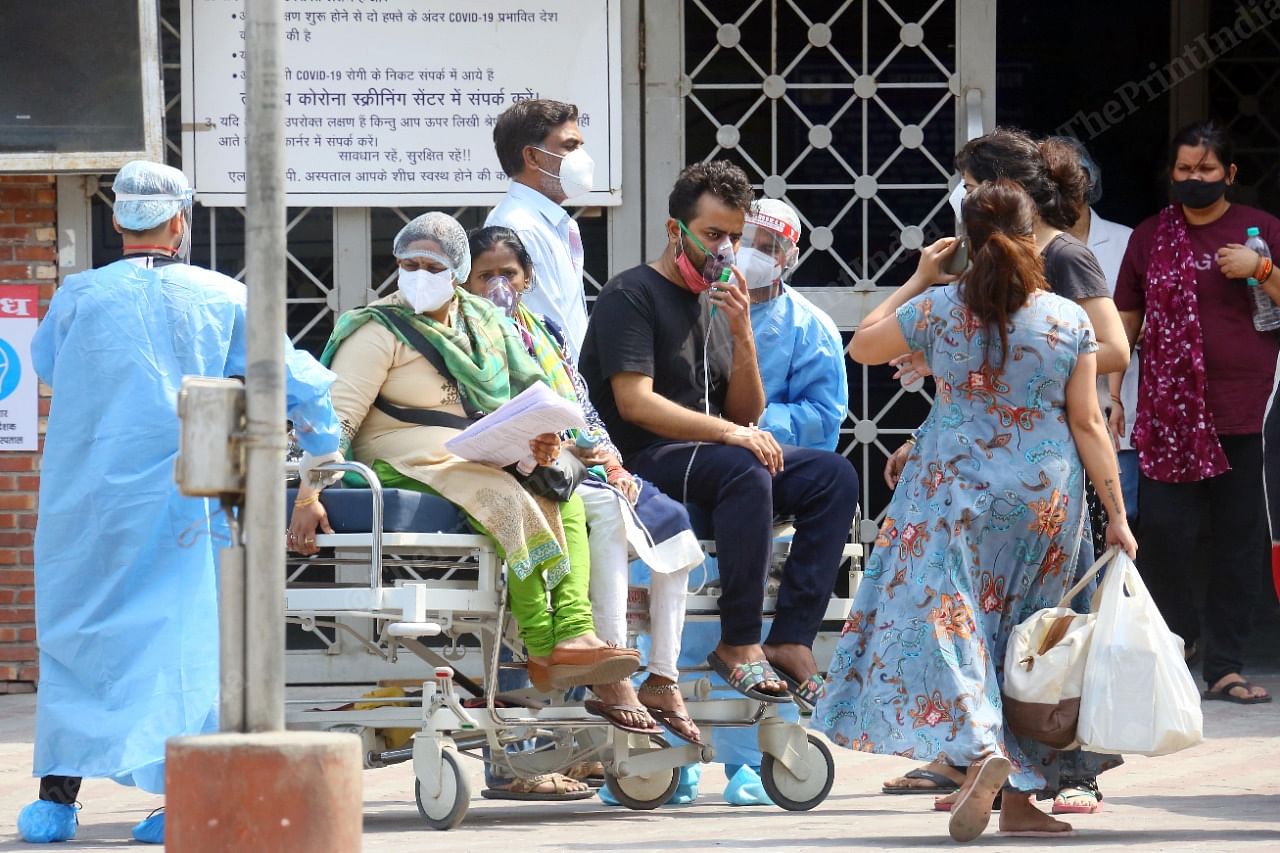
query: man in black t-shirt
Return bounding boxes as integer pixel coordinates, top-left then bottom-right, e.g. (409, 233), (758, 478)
(580, 161), (859, 705)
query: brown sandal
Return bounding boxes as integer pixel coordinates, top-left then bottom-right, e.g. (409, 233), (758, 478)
(638, 681), (704, 746)
(480, 773), (594, 801)
(563, 761), (606, 787)
(548, 645), (640, 689)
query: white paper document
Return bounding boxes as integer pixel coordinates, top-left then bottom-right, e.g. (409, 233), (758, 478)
(444, 382), (587, 468)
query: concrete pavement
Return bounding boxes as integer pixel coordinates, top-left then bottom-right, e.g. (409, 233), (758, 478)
(1, 667), (1277, 851)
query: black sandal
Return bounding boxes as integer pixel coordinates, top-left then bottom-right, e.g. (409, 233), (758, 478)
(883, 767), (964, 795)
(1203, 679), (1272, 704)
(707, 652), (792, 703)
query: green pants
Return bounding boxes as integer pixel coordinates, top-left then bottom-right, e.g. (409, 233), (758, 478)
(371, 462), (594, 656)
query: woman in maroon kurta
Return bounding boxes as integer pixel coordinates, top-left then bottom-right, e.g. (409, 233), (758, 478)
(1114, 121), (1280, 705)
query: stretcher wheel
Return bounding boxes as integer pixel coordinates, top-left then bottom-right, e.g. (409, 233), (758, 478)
(760, 733), (834, 811)
(415, 749), (469, 830)
(604, 765), (680, 811)
(603, 735), (678, 810)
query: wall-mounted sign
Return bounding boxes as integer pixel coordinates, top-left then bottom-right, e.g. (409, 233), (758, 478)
(181, 0), (622, 207)
(1, 287), (39, 451)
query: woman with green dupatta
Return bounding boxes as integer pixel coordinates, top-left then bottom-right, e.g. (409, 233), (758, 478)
(288, 212), (639, 698)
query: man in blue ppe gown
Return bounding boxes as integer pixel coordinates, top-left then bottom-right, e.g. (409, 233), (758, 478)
(673, 199), (849, 804)
(17, 161), (342, 845)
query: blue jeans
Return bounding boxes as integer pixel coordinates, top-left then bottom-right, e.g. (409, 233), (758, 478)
(628, 442), (859, 648)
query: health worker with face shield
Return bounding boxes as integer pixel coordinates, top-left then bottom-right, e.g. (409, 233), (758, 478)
(19, 161), (342, 846)
(739, 199), (848, 451)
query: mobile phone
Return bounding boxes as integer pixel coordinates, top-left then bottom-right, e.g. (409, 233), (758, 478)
(942, 236), (970, 276)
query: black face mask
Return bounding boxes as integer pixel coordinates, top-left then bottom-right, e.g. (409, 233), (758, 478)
(1170, 178), (1228, 210)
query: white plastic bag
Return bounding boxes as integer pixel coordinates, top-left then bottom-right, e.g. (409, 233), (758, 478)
(1077, 551), (1203, 756)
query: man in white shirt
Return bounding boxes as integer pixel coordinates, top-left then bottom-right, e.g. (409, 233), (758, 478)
(1062, 145), (1138, 521)
(487, 99), (596, 360)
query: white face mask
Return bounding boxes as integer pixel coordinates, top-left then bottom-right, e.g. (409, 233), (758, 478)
(176, 209), (193, 263)
(949, 183), (967, 221)
(398, 267), (455, 313)
(736, 246), (783, 294)
(535, 147), (595, 200)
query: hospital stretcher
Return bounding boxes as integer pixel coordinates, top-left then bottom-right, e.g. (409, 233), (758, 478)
(283, 461), (861, 830)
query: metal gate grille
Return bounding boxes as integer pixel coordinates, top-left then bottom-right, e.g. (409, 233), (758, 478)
(683, 0), (962, 540)
(1208, 1), (1280, 215)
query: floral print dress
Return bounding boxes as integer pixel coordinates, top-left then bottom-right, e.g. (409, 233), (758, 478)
(814, 286), (1115, 793)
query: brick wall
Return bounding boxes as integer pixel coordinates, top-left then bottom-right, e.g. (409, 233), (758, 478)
(0, 174), (56, 692)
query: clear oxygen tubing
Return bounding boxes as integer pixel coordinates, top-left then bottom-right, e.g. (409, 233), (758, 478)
(682, 267), (734, 504)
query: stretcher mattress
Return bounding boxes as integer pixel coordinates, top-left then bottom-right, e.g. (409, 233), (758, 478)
(286, 487), (466, 534)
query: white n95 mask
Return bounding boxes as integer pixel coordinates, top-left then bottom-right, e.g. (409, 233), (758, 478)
(558, 148), (595, 199)
(736, 246), (783, 294)
(536, 147), (595, 200)
(398, 268), (455, 313)
(949, 183), (967, 220)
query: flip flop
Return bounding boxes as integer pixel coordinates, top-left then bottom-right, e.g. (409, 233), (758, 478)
(883, 767), (964, 795)
(584, 699), (663, 735)
(1202, 680), (1272, 704)
(768, 661), (827, 711)
(481, 773), (595, 801)
(643, 707), (705, 746)
(934, 791), (1002, 812)
(997, 830), (1077, 838)
(707, 652), (792, 704)
(948, 754), (1011, 843)
(1052, 780), (1102, 814)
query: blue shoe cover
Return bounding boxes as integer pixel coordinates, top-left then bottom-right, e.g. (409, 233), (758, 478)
(17, 800), (78, 843)
(598, 783), (621, 806)
(724, 765), (774, 806)
(131, 810), (165, 844)
(667, 764), (701, 805)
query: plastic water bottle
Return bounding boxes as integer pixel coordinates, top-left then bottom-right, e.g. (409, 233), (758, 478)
(1245, 227), (1280, 332)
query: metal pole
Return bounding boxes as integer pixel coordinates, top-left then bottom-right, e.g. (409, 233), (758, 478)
(219, 543), (246, 732)
(242, 0), (287, 733)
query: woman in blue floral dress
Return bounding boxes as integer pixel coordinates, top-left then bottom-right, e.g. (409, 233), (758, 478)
(815, 181), (1137, 842)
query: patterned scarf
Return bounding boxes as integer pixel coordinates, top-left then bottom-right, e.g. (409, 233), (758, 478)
(1132, 205), (1229, 483)
(321, 289), (548, 414)
(514, 304), (578, 402)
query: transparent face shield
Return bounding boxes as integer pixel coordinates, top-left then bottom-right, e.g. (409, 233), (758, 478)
(739, 217), (798, 302)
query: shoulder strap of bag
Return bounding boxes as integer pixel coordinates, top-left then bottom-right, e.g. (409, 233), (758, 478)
(371, 305), (482, 419)
(1057, 545), (1119, 607)
(371, 396), (474, 430)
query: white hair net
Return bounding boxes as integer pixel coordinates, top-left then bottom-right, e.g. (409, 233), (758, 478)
(393, 212), (471, 283)
(111, 161), (193, 231)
